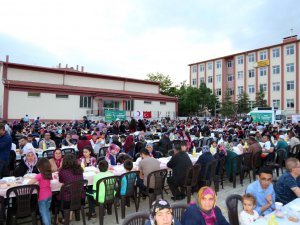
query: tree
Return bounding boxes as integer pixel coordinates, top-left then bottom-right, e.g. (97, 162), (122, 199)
(255, 88), (268, 107)
(237, 92), (250, 115)
(146, 72), (173, 95)
(220, 89), (236, 118)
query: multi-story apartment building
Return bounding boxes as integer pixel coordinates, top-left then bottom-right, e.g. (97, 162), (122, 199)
(188, 35), (300, 115)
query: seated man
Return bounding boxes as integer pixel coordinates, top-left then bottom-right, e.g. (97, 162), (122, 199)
(19, 136), (35, 155)
(246, 167), (275, 216)
(275, 157), (300, 205)
(167, 141), (192, 200)
(137, 148), (160, 191)
(38, 132), (56, 149)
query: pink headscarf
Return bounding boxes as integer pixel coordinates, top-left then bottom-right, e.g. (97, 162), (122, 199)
(106, 144), (120, 161)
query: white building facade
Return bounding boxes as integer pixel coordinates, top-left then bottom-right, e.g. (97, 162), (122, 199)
(189, 35), (300, 116)
(0, 60), (177, 121)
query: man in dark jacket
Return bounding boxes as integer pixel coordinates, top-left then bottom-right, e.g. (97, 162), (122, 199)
(167, 141), (192, 200)
(0, 123), (12, 162)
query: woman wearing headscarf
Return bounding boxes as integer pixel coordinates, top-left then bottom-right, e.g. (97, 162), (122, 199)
(123, 135), (135, 157)
(181, 186), (230, 225)
(145, 199), (181, 225)
(14, 150), (39, 177)
(106, 143), (121, 165)
(49, 148), (63, 172)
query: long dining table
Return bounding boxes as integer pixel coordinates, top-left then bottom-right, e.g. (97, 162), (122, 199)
(0, 152), (201, 197)
(253, 198), (300, 225)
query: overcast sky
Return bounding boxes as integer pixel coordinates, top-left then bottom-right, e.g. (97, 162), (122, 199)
(0, 0), (299, 85)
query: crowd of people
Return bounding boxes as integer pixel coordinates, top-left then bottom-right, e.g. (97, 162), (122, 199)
(0, 115), (300, 224)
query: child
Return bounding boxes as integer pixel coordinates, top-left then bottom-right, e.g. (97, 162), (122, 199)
(79, 146), (97, 167)
(120, 159), (136, 196)
(239, 193), (259, 225)
(210, 141), (217, 155)
(29, 158), (52, 225)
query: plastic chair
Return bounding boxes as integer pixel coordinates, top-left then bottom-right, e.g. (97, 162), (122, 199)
(92, 176), (120, 225)
(154, 151), (164, 158)
(6, 185), (40, 225)
(199, 159), (218, 190)
(61, 148), (76, 156)
(242, 153), (252, 183)
(121, 212), (149, 225)
(252, 151), (262, 181)
(0, 196), (5, 225)
(225, 194), (242, 225)
(137, 169), (167, 210)
(265, 149), (286, 176)
(230, 155), (244, 188)
(214, 155), (226, 191)
(9, 150), (16, 174)
(182, 164), (201, 203)
(167, 149), (175, 157)
(98, 147), (109, 158)
(42, 149), (55, 159)
(54, 179), (88, 225)
(120, 171), (139, 218)
(289, 144), (300, 158)
(171, 202), (188, 222)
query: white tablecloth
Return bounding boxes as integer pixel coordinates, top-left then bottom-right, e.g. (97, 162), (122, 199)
(253, 198), (300, 225)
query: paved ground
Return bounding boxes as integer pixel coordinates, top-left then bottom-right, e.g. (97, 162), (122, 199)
(19, 171), (281, 225)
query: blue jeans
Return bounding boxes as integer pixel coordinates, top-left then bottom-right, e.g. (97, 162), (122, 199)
(38, 197), (52, 225)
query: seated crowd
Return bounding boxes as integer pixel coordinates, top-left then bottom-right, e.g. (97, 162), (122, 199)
(0, 116), (300, 225)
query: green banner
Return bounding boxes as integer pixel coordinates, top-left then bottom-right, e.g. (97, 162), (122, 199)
(250, 112), (272, 123)
(104, 110), (126, 122)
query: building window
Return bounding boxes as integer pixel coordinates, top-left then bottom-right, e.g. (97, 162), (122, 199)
(259, 67), (267, 76)
(192, 78), (197, 86)
(227, 60), (232, 68)
(272, 48), (280, 58)
(216, 61), (221, 69)
(238, 86), (244, 95)
(287, 99), (294, 108)
(237, 56), (244, 65)
(216, 74), (221, 82)
(273, 100), (280, 108)
(199, 64), (205, 72)
(227, 74), (233, 81)
(248, 85), (255, 94)
(208, 76), (212, 83)
(207, 62), (212, 70)
(103, 100), (119, 110)
(237, 71), (244, 80)
(272, 82), (280, 92)
(272, 65), (280, 74)
(200, 77), (205, 83)
(28, 92), (41, 97)
(125, 100), (134, 111)
(80, 96), (92, 108)
(287, 80), (294, 90)
(160, 102), (166, 105)
(192, 65), (197, 73)
(286, 45), (294, 55)
(248, 69), (255, 78)
(215, 88), (222, 96)
(227, 88), (234, 96)
(260, 83), (267, 92)
(248, 53), (255, 62)
(259, 51), (267, 60)
(144, 101), (152, 104)
(286, 63), (294, 72)
(56, 94), (69, 99)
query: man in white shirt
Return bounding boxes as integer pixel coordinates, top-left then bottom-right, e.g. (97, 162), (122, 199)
(19, 136), (35, 155)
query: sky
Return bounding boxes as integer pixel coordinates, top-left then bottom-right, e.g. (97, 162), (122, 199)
(0, 0), (299, 85)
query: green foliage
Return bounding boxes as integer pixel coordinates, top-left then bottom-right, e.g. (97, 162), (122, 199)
(146, 72), (173, 95)
(237, 92), (250, 114)
(220, 89), (236, 118)
(255, 88), (268, 107)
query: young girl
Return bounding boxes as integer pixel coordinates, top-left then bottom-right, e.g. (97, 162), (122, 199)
(29, 158), (52, 225)
(79, 146), (97, 167)
(210, 141), (217, 155)
(239, 193), (259, 225)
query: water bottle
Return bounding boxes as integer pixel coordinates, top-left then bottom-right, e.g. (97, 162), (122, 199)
(42, 141), (46, 150)
(192, 146), (196, 157)
(268, 215), (278, 225)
